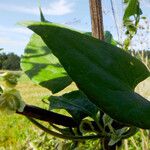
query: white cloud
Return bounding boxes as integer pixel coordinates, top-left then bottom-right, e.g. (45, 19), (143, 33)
(0, 26), (32, 35)
(44, 0), (74, 15)
(0, 37), (26, 46)
(0, 0), (74, 16)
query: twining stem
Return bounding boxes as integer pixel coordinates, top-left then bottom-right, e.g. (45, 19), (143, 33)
(27, 117), (105, 141)
(16, 104), (77, 127)
(16, 104), (127, 130)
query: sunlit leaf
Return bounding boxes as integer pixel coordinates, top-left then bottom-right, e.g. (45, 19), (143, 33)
(21, 34), (72, 93)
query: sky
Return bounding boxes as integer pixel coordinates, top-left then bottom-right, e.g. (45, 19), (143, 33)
(0, 0), (150, 56)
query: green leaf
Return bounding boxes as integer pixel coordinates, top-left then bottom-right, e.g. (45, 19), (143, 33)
(39, 7), (49, 23)
(141, 16), (146, 20)
(85, 31), (117, 45)
(102, 114), (113, 127)
(21, 34), (72, 94)
(108, 127), (128, 146)
(104, 31), (113, 44)
(123, 0), (142, 21)
(84, 32), (92, 36)
(115, 127), (128, 136)
(49, 90), (99, 122)
(24, 22), (149, 89)
(104, 31), (117, 46)
(108, 134), (121, 146)
(24, 22), (150, 129)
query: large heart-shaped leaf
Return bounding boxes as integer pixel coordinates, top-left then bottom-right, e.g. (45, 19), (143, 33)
(21, 34), (72, 93)
(23, 22), (150, 129)
(49, 90), (99, 122)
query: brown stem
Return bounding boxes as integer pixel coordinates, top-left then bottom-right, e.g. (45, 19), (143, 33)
(16, 104), (78, 127)
(17, 105), (127, 130)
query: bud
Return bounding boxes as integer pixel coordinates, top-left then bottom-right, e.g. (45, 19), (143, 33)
(0, 89), (25, 114)
(0, 72), (21, 89)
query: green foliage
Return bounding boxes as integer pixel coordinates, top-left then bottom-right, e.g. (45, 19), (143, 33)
(123, 0), (143, 50)
(0, 53), (7, 69)
(123, 0), (142, 21)
(13, 2), (150, 149)
(104, 31), (117, 45)
(22, 21), (150, 129)
(0, 89), (25, 114)
(0, 2), (149, 149)
(85, 31), (118, 46)
(0, 71), (25, 114)
(1, 72), (21, 88)
(0, 53), (20, 70)
(21, 34), (72, 93)
(49, 90), (98, 122)
(0, 73), (150, 149)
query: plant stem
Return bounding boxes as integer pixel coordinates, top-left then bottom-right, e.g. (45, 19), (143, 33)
(16, 104), (130, 141)
(27, 117), (105, 141)
(16, 104), (77, 127)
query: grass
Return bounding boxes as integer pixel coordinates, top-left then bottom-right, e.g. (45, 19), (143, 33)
(0, 72), (51, 150)
(0, 72), (150, 149)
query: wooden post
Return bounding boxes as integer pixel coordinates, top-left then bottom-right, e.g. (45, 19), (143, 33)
(89, 1), (117, 149)
(89, 0), (104, 40)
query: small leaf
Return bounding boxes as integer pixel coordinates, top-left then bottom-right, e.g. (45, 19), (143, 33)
(115, 127), (128, 136)
(102, 114), (113, 127)
(21, 34), (72, 94)
(49, 90), (99, 122)
(104, 31), (117, 46)
(108, 127), (128, 146)
(123, 0), (142, 21)
(108, 134), (121, 146)
(80, 119), (95, 133)
(84, 32), (91, 36)
(85, 31), (117, 46)
(95, 111), (101, 122)
(104, 31), (113, 44)
(141, 16), (146, 20)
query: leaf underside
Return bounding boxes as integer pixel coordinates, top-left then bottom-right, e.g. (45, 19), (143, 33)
(50, 90), (99, 123)
(21, 34), (72, 94)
